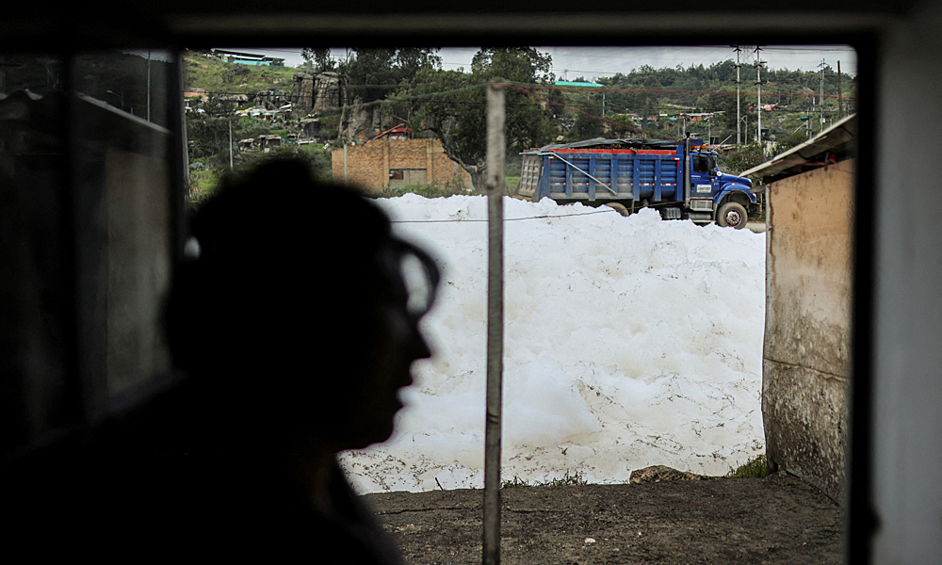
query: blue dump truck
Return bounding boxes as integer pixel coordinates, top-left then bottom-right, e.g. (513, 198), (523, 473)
(516, 137), (757, 228)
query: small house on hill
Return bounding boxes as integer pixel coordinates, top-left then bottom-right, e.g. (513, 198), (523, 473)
(210, 49), (285, 67)
(742, 114), (856, 503)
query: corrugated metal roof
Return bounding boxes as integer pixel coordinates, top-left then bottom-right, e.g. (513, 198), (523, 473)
(554, 80), (603, 87)
(741, 114), (857, 181)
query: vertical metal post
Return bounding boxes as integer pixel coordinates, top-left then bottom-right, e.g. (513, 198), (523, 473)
(683, 133), (691, 208)
(818, 59), (826, 134)
(734, 46), (742, 146)
(146, 49), (152, 122)
(483, 82), (505, 565)
(755, 46), (763, 146)
(838, 61), (843, 119)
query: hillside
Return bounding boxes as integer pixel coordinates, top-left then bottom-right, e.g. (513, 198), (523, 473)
(180, 48), (857, 194)
(564, 61), (855, 147)
(183, 49), (300, 95)
(182, 50), (332, 201)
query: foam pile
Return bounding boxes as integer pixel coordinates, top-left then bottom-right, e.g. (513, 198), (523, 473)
(340, 195), (766, 493)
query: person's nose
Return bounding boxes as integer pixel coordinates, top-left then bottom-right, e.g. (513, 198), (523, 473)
(410, 320), (432, 362)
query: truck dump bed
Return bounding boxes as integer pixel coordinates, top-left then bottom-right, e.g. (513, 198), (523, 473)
(517, 138), (688, 205)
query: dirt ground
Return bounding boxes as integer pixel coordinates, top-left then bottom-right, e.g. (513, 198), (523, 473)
(366, 472), (843, 565)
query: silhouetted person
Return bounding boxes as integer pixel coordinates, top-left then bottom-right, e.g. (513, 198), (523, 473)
(12, 160), (440, 560)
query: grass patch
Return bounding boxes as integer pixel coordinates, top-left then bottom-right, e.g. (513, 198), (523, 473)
(187, 165), (230, 207)
(184, 50), (299, 95)
(504, 176), (520, 196)
(726, 455), (767, 479)
(501, 476), (531, 489)
(501, 470), (588, 489)
(375, 180), (471, 199)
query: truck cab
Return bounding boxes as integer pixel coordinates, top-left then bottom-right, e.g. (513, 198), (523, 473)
(687, 146), (757, 229)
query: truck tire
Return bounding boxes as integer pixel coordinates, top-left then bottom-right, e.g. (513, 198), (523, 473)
(605, 202), (630, 217)
(716, 202), (747, 229)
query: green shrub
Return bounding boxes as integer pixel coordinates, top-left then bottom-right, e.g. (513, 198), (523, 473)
(726, 455), (767, 479)
(501, 476), (530, 489)
(501, 471), (588, 489)
(373, 178), (470, 199)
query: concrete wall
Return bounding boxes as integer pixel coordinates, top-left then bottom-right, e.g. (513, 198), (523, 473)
(72, 98), (175, 412)
(0, 92), (175, 450)
(873, 2), (942, 559)
(104, 147), (172, 398)
(763, 159), (854, 502)
(332, 138), (471, 193)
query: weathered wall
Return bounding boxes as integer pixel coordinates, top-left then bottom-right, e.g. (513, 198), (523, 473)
(0, 92), (174, 450)
(762, 158), (854, 502)
(872, 4), (942, 558)
(72, 98), (175, 408)
(104, 147), (172, 397)
(332, 138), (471, 193)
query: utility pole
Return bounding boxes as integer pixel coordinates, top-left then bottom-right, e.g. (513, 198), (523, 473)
(483, 83), (506, 565)
(838, 61), (843, 119)
(755, 46), (765, 146)
(732, 46), (743, 145)
(818, 59), (826, 134)
(147, 49), (152, 122)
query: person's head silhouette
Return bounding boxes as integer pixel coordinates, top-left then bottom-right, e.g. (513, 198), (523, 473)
(11, 158), (438, 563)
(164, 158), (440, 453)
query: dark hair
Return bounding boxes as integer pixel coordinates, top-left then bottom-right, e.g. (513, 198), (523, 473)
(167, 160), (394, 365)
(163, 161), (414, 438)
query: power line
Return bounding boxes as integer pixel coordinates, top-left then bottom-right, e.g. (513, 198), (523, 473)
(390, 208), (618, 224)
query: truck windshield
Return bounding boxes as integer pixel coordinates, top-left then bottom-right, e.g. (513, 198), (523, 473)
(693, 155), (711, 173)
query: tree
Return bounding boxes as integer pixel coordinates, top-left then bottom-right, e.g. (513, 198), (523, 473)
(770, 130), (810, 155)
(334, 48), (442, 142)
(186, 115), (234, 163)
(400, 47), (555, 192)
(570, 98), (605, 140)
(720, 142), (768, 176)
(301, 48), (334, 72)
(339, 48), (441, 103)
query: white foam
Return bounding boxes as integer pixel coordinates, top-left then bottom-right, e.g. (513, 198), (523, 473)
(341, 195), (766, 493)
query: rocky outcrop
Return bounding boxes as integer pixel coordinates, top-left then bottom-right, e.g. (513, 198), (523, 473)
(288, 72), (314, 117)
(286, 70), (392, 142)
(629, 465), (706, 484)
(341, 101), (387, 144)
(313, 72), (340, 114)
(254, 89), (287, 110)
(289, 71), (340, 119)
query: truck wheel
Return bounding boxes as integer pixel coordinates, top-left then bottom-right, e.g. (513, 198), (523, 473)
(605, 202), (630, 217)
(716, 202), (747, 229)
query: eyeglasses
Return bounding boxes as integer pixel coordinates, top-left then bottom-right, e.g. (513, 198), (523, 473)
(390, 238), (441, 319)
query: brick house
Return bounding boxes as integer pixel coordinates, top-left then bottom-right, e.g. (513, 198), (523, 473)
(332, 137), (472, 193)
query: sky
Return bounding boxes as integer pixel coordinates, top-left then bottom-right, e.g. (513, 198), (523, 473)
(237, 45), (857, 80)
(336, 195), (767, 494)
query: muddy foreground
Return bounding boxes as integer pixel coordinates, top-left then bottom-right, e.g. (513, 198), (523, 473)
(366, 472), (842, 564)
